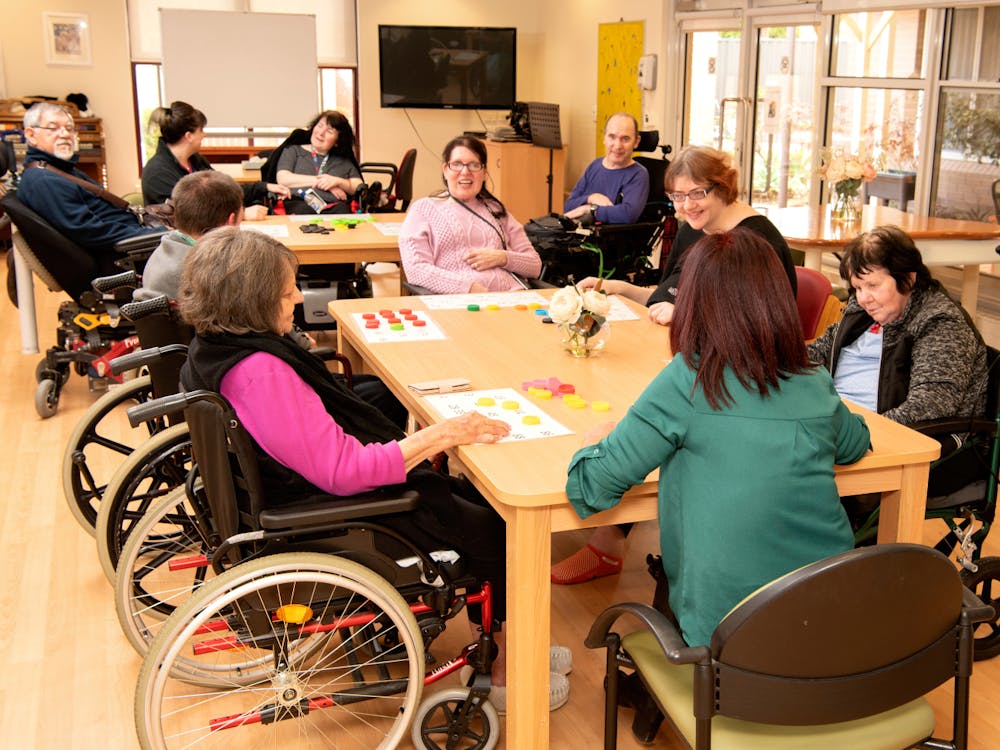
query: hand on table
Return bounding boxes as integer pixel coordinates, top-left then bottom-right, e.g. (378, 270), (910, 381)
(267, 183), (291, 199)
(446, 411), (512, 445)
(647, 301), (675, 326)
(243, 205), (268, 221)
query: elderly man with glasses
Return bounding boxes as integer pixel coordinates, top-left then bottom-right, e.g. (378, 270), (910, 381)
(17, 102), (157, 253)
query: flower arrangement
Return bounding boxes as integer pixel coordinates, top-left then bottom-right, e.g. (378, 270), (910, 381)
(548, 282), (612, 357)
(819, 146), (880, 222)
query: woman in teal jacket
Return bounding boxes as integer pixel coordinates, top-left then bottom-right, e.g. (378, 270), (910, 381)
(566, 227), (871, 647)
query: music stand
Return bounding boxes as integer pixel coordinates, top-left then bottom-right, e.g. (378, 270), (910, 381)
(527, 102), (562, 213)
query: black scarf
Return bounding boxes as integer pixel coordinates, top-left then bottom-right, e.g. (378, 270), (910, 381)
(182, 330), (405, 446)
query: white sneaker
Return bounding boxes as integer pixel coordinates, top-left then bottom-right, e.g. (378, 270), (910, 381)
(550, 645), (573, 675)
(489, 672), (570, 714)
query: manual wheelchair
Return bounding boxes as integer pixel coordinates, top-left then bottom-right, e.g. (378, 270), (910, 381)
(119, 388), (504, 749)
(61, 287), (191, 535)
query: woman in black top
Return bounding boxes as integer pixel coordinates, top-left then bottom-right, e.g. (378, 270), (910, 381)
(572, 145), (797, 328)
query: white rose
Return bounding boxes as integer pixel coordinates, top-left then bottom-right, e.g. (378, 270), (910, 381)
(548, 286), (583, 325)
(844, 159), (863, 180)
(582, 289), (611, 318)
(825, 157), (845, 183)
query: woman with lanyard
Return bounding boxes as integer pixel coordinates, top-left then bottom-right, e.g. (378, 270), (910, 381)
(399, 135), (542, 293)
(275, 110), (364, 214)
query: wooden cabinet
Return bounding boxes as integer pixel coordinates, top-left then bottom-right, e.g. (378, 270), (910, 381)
(485, 140), (565, 221)
(0, 114), (107, 187)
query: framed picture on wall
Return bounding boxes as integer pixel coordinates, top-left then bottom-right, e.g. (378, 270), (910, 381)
(42, 12), (92, 66)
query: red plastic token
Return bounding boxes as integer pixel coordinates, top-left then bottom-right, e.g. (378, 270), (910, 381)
(362, 312), (376, 320)
(365, 321), (380, 329)
(379, 309), (393, 318)
(398, 308), (412, 315)
(557, 383), (576, 395)
(413, 320), (427, 327)
(404, 314), (418, 321)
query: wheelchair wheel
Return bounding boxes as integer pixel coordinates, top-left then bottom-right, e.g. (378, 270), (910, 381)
(961, 555), (1000, 660)
(35, 378), (60, 419)
(35, 358), (70, 385)
(96, 423), (193, 583)
(411, 688), (500, 750)
(135, 552), (424, 749)
(62, 375), (160, 533)
(114, 485), (214, 660)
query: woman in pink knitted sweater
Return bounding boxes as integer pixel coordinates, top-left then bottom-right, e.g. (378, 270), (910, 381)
(399, 135), (542, 293)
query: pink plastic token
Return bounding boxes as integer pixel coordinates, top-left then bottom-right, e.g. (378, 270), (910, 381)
(365, 321), (380, 329)
(413, 320), (427, 327)
(556, 383), (576, 395)
(362, 312), (376, 320)
(547, 377), (563, 390)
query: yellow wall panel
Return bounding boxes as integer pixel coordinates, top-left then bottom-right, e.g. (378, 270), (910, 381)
(597, 21), (643, 154)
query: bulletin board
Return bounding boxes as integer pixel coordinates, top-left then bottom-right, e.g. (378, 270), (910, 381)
(597, 21), (644, 154)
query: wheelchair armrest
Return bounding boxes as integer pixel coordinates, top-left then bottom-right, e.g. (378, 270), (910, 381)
(962, 584), (996, 624)
(115, 230), (167, 254)
(257, 489), (420, 529)
(585, 602), (711, 665)
(92, 270), (139, 295)
(910, 417), (996, 437)
(126, 388), (225, 427)
(403, 281), (435, 296)
(111, 343), (189, 376)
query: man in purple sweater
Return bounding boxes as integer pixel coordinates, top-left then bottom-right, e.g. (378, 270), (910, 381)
(562, 112), (650, 225)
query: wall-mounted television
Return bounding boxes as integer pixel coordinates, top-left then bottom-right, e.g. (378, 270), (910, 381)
(378, 25), (516, 110)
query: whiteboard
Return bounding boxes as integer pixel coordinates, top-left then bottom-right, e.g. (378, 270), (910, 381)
(161, 9), (319, 128)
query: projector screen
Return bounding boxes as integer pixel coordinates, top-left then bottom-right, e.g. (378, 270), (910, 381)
(160, 9), (319, 128)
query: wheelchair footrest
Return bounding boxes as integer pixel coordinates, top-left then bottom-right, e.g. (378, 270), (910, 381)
(257, 489), (420, 529)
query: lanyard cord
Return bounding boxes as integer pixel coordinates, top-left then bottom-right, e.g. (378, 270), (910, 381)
(451, 195), (507, 250)
(311, 149), (329, 175)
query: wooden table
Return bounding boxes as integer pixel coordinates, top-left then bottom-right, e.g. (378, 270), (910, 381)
(328, 291), (941, 750)
(768, 204), (1000, 315)
(212, 162), (262, 184)
(246, 215), (405, 292)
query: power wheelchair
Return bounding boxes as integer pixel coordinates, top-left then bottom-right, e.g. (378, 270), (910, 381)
(1, 192), (164, 418)
(526, 131), (676, 288)
(118, 388), (503, 749)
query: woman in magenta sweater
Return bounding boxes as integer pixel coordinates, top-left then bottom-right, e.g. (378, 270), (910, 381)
(177, 226), (570, 710)
(399, 135), (542, 293)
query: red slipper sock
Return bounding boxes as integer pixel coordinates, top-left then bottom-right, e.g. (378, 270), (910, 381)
(551, 543), (623, 585)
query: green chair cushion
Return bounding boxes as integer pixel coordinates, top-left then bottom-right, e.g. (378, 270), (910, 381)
(622, 630), (935, 750)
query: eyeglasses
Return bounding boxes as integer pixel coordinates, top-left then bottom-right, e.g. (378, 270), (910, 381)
(667, 185), (714, 203)
(446, 161), (484, 173)
(34, 123), (77, 135)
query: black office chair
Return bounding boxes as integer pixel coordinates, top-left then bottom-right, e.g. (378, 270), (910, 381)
(360, 148), (417, 212)
(586, 543), (994, 750)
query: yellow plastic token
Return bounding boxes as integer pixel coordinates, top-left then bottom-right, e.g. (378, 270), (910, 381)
(592, 401), (611, 412)
(276, 604), (314, 624)
(563, 394), (584, 403)
(476, 397), (496, 407)
(502, 400), (520, 410)
(534, 389), (553, 399)
(522, 415), (541, 426)
(566, 398), (588, 408)
(485, 304), (501, 311)
(528, 303), (543, 309)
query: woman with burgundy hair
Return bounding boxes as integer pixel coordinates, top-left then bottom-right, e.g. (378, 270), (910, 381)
(565, 227), (870, 647)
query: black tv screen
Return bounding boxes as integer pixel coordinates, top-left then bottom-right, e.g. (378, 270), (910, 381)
(378, 25), (516, 110)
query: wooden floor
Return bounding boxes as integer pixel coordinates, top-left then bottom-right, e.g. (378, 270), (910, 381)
(1, 259), (999, 749)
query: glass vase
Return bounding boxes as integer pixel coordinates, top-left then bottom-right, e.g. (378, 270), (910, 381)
(560, 320), (610, 358)
(831, 184), (862, 224)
